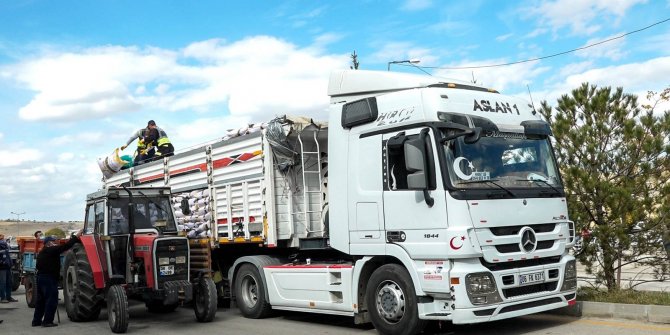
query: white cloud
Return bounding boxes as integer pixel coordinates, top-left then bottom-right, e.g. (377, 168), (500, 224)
(538, 56), (670, 116)
(369, 42), (439, 66)
(401, 0), (433, 11)
(6, 36), (350, 123)
(574, 34), (627, 60)
(0, 132), (3, 141)
(58, 152), (75, 162)
(433, 59), (550, 92)
(496, 33), (513, 42)
(525, 0), (648, 35)
(0, 148), (42, 167)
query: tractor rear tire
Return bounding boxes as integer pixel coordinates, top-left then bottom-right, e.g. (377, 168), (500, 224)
(25, 275), (36, 308)
(108, 285), (129, 334)
(63, 245), (103, 321)
(194, 277), (217, 322)
(234, 264), (272, 319)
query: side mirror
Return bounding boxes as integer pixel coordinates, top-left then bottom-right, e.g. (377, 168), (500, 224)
(464, 127), (482, 144)
(404, 138), (427, 190)
(404, 129), (435, 207)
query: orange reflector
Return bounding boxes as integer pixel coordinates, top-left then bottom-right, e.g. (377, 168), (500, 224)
(447, 83), (456, 88)
(450, 277), (460, 285)
(309, 302), (315, 307)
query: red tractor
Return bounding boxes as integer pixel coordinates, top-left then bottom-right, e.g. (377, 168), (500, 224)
(62, 187), (217, 333)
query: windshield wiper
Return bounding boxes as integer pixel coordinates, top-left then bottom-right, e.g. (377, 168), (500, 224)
(136, 190), (169, 214)
(459, 179), (517, 198)
(518, 178), (563, 196)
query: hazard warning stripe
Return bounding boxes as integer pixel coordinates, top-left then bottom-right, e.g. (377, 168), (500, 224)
(135, 150), (262, 185)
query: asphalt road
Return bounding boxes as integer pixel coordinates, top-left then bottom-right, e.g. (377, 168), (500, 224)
(1, 287), (668, 335)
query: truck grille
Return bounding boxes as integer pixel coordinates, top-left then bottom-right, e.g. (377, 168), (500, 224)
(494, 240), (555, 253)
(489, 223), (556, 236)
(480, 256), (561, 271)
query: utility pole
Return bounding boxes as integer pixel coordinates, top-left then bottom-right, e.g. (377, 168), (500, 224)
(10, 211), (25, 238)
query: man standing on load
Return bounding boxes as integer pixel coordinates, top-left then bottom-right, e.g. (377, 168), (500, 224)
(121, 120), (174, 165)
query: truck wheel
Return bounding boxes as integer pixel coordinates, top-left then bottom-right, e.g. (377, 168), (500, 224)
(64, 245), (103, 321)
(25, 275), (37, 308)
(194, 277), (217, 322)
(234, 263), (272, 318)
(366, 264), (426, 335)
(146, 301), (179, 313)
(108, 285), (129, 334)
(12, 272), (20, 291)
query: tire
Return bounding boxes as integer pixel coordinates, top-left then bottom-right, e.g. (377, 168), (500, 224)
(366, 264), (426, 335)
(108, 285), (129, 334)
(64, 245), (103, 321)
(194, 277), (217, 322)
(12, 272), (20, 291)
(25, 275), (37, 308)
(146, 301), (179, 313)
(234, 263), (272, 318)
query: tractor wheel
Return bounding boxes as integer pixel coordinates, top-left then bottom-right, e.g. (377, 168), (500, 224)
(366, 264), (426, 335)
(146, 300), (179, 313)
(12, 272), (20, 291)
(63, 245), (103, 321)
(234, 264), (272, 319)
(25, 275), (37, 308)
(108, 285), (129, 334)
(194, 277), (217, 322)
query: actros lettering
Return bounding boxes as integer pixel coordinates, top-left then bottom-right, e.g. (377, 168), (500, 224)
(473, 100), (520, 115)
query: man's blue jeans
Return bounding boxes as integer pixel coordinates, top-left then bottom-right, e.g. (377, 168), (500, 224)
(32, 274), (59, 325)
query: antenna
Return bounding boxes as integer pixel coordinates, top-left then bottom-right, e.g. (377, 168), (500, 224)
(526, 84), (537, 115)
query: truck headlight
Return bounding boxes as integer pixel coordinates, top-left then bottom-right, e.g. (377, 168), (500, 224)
(465, 272), (501, 305)
(561, 260), (577, 291)
(565, 260), (576, 279)
(466, 273), (496, 294)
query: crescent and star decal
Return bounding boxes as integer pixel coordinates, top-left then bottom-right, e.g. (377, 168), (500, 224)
(453, 157), (474, 180)
(449, 236), (466, 250)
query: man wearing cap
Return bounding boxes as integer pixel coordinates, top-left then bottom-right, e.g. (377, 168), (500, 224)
(121, 120), (174, 165)
(32, 232), (82, 327)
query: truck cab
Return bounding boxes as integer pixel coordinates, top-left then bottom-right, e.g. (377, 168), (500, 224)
(327, 70), (577, 326)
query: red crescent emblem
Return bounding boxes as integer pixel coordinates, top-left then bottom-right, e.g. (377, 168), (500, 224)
(450, 236), (463, 250)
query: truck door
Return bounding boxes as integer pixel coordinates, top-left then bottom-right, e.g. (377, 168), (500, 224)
(382, 128), (448, 256)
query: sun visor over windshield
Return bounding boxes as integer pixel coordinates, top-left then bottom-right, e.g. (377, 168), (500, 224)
(521, 120), (552, 136)
(438, 112), (498, 132)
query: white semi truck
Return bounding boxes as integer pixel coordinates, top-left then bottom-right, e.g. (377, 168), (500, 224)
(104, 70), (577, 335)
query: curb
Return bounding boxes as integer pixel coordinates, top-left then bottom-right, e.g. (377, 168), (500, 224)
(549, 301), (670, 324)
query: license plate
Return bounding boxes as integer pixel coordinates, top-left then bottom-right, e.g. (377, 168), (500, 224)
(159, 265), (174, 276)
(519, 271), (544, 285)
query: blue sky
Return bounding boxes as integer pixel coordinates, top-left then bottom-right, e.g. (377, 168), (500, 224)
(0, 0), (669, 221)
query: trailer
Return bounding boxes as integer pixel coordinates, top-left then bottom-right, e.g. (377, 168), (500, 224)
(16, 237), (69, 307)
(105, 70), (578, 335)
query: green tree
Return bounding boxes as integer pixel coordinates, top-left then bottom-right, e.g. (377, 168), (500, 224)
(44, 227), (66, 238)
(539, 83), (670, 290)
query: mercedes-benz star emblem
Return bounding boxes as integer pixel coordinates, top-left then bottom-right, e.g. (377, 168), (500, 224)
(519, 227), (537, 253)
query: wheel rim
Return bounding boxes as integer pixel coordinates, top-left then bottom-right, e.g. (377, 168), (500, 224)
(66, 266), (77, 304)
(109, 299), (117, 325)
(240, 274), (258, 308)
(375, 280), (406, 324)
(196, 282), (205, 311)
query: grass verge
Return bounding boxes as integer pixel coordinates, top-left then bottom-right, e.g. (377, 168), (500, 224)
(578, 287), (670, 306)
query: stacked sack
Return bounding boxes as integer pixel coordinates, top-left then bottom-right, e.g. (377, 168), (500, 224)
(221, 122), (267, 141)
(98, 148), (130, 179)
(172, 189), (213, 239)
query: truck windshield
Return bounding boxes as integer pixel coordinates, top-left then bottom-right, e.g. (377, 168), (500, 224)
(442, 131), (563, 192)
(108, 197), (177, 234)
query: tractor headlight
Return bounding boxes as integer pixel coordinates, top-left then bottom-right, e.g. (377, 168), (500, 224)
(176, 256), (186, 264)
(159, 257), (170, 265)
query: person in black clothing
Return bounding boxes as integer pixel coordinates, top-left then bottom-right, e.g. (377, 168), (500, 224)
(32, 232), (82, 327)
